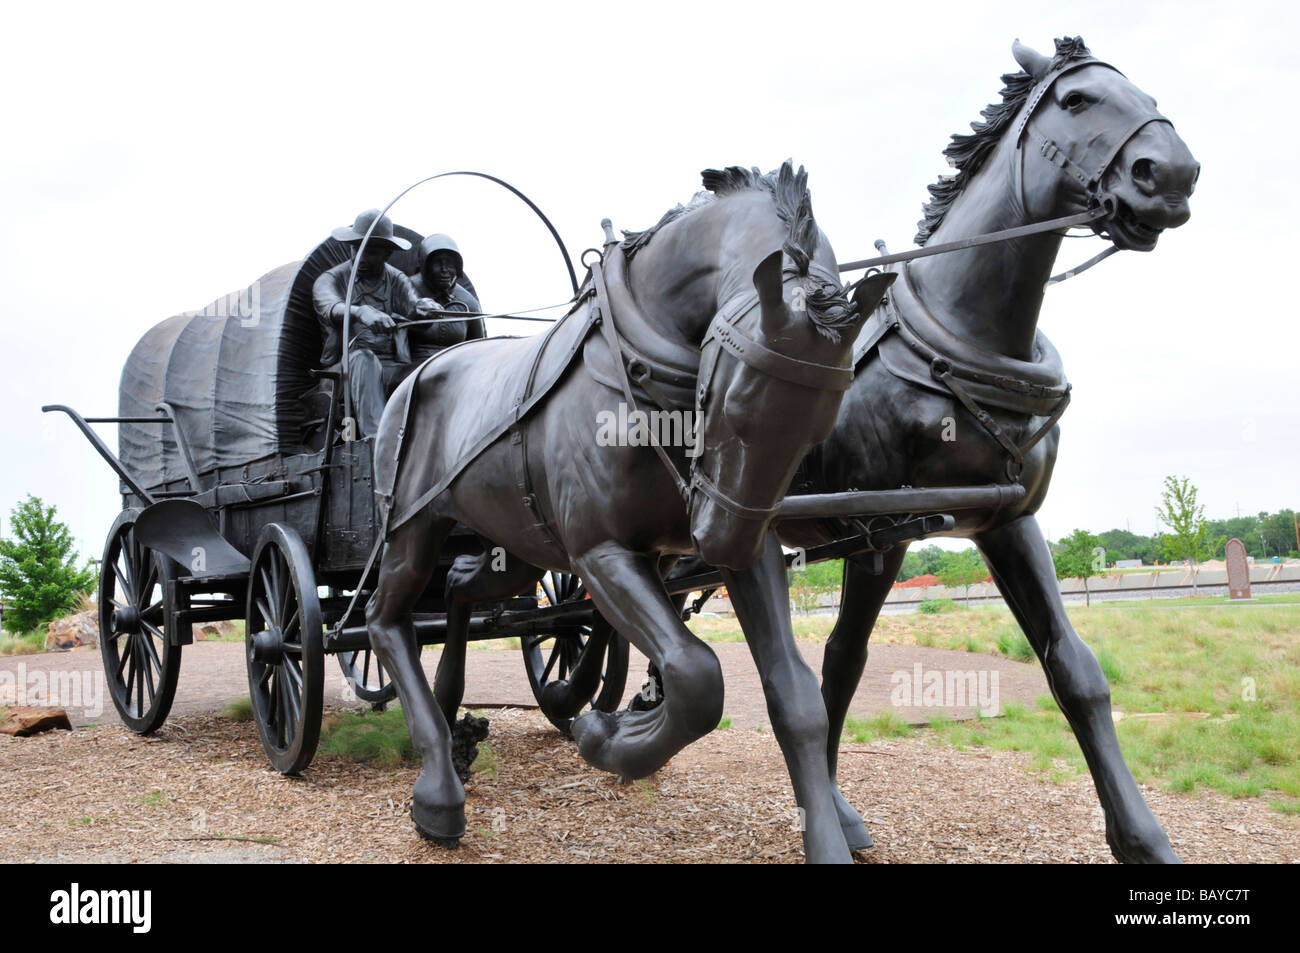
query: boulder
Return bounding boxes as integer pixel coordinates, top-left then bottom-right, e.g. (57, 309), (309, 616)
(44, 610), (99, 651)
(0, 706), (73, 736)
(193, 620), (239, 641)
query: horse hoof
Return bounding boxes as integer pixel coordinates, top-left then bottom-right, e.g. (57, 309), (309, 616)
(411, 800), (466, 845)
(843, 821), (874, 852)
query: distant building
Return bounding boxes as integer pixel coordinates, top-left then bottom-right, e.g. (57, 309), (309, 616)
(1116, 559), (1143, 569)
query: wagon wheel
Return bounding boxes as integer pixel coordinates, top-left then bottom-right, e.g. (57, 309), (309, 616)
(521, 571), (629, 734)
(337, 646), (395, 708)
(245, 524), (324, 775)
(99, 510), (184, 734)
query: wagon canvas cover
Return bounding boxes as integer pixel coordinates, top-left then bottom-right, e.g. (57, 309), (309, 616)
(118, 261), (320, 489)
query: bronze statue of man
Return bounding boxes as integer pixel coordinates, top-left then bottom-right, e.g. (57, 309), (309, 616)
(406, 234), (486, 364)
(313, 209), (431, 438)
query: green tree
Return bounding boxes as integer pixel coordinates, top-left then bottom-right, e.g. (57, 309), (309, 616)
(1154, 476), (1220, 592)
(936, 548), (987, 604)
(1053, 528), (1102, 607)
(0, 496), (96, 633)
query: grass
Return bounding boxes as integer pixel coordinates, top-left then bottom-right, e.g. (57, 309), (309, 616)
(717, 716), (732, 730)
(139, 790), (167, 807)
(841, 711), (915, 743)
(319, 707), (415, 768)
(693, 594), (1300, 815)
(918, 597), (960, 615)
(220, 698), (254, 722)
(880, 601), (1300, 813)
(470, 742), (498, 779)
(0, 629), (46, 656)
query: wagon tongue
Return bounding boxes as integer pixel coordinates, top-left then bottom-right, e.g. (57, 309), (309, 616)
(134, 499), (252, 576)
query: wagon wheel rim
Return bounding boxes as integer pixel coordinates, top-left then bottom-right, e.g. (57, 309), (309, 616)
(98, 513), (182, 733)
(245, 525), (323, 775)
(337, 645), (395, 705)
(521, 571), (628, 733)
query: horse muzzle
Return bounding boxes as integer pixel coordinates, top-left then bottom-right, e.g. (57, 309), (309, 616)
(688, 493), (769, 571)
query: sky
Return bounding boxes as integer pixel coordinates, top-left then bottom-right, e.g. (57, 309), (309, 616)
(1, 0), (1296, 559)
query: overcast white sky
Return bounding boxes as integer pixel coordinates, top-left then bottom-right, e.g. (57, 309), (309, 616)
(1, 0), (1296, 559)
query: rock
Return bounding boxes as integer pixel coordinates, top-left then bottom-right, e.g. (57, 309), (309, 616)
(193, 620), (239, 641)
(44, 610), (99, 651)
(0, 706), (73, 736)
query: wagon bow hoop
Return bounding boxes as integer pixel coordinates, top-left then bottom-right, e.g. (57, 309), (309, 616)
(340, 171), (580, 434)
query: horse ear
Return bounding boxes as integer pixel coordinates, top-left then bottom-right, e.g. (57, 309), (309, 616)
(852, 272), (897, 319)
(752, 250), (786, 332)
(1012, 38), (1052, 80)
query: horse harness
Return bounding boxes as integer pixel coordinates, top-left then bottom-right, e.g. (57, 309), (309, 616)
(853, 260), (1071, 484)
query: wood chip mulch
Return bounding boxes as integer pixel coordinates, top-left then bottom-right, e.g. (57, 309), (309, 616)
(1, 709), (1296, 863)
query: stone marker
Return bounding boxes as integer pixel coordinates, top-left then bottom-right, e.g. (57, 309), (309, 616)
(1, 707), (73, 736)
(1226, 538), (1251, 600)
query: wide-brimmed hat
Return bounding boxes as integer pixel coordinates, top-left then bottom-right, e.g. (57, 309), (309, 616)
(331, 209), (411, 250)
(419, 233), (463, 275)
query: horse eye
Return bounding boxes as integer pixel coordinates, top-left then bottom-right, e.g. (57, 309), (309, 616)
(1063, 91), (1086, 110)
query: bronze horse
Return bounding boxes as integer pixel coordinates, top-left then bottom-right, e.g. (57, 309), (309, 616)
(771, 36), (1199, 862)
(366, 162), (892, 862)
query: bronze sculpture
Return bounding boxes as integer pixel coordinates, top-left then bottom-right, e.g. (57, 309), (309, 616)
(762, 36), (1198, 862)
(365, 162), (893, 862)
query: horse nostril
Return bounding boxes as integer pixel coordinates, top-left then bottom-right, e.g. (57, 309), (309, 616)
(1131, 158), (1159, 195)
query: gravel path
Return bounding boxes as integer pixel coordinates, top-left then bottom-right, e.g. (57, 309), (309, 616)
(1, 640), (1049, 729)
(2, 708), (1296, 864)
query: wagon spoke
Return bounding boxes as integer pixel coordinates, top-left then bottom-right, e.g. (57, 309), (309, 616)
(135, 637), (146, 715)
(540, 575), (558, 607)
(541, 642), (563, 683)
(258, 568), (275, 615)
(142, 649), (156, 703)
(258, 662), (273, 689)
(116, 640), (132, 678)
(283, 608), (300, 639)
(283, 667), (302, 725)
(140, 627), (164, 670)
(256, 597), (275, 628)
(113, 559), (131, 598)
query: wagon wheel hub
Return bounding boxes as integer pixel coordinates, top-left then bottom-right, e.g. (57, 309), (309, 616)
(249, 627), (285, 665)
(113, 605), (142, 636)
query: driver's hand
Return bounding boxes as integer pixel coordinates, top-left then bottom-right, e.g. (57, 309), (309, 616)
(358, 305), (395, 330)
(414, 298), (438, 317)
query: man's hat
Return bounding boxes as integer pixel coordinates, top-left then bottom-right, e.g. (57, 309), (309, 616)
(331, 209), (411, 250)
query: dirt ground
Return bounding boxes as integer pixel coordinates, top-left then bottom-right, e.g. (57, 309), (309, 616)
(2, 706), (1297, 864)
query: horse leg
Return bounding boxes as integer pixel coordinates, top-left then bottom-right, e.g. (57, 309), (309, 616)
(820, 544), (910, 851)
(722, 531), (852, 864)
(568, 541), (723, 781)
(975, 514), (1179, 863)
(438, 550), (543, 727)
(366, 513), (465, 843)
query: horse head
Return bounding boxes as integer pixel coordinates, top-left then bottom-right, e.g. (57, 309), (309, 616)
(680, 165), (894, 569)
(1012, 36), (1199, 251)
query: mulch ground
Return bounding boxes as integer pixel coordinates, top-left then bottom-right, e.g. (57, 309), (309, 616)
(2, 707), (1296, 864)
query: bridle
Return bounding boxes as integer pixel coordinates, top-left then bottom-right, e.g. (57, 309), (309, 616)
(591, 248), (855, 525)
(1014, 57), (1173, 239)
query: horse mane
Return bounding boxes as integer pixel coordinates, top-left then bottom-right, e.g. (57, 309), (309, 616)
(915, 35), (1094, 245)
(622, 160), (856, 340)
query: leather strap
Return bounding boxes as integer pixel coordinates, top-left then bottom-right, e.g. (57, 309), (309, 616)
(591, 255), (692, 501)
(704, 302), (855, 391)
(387, 303), (600, 533)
